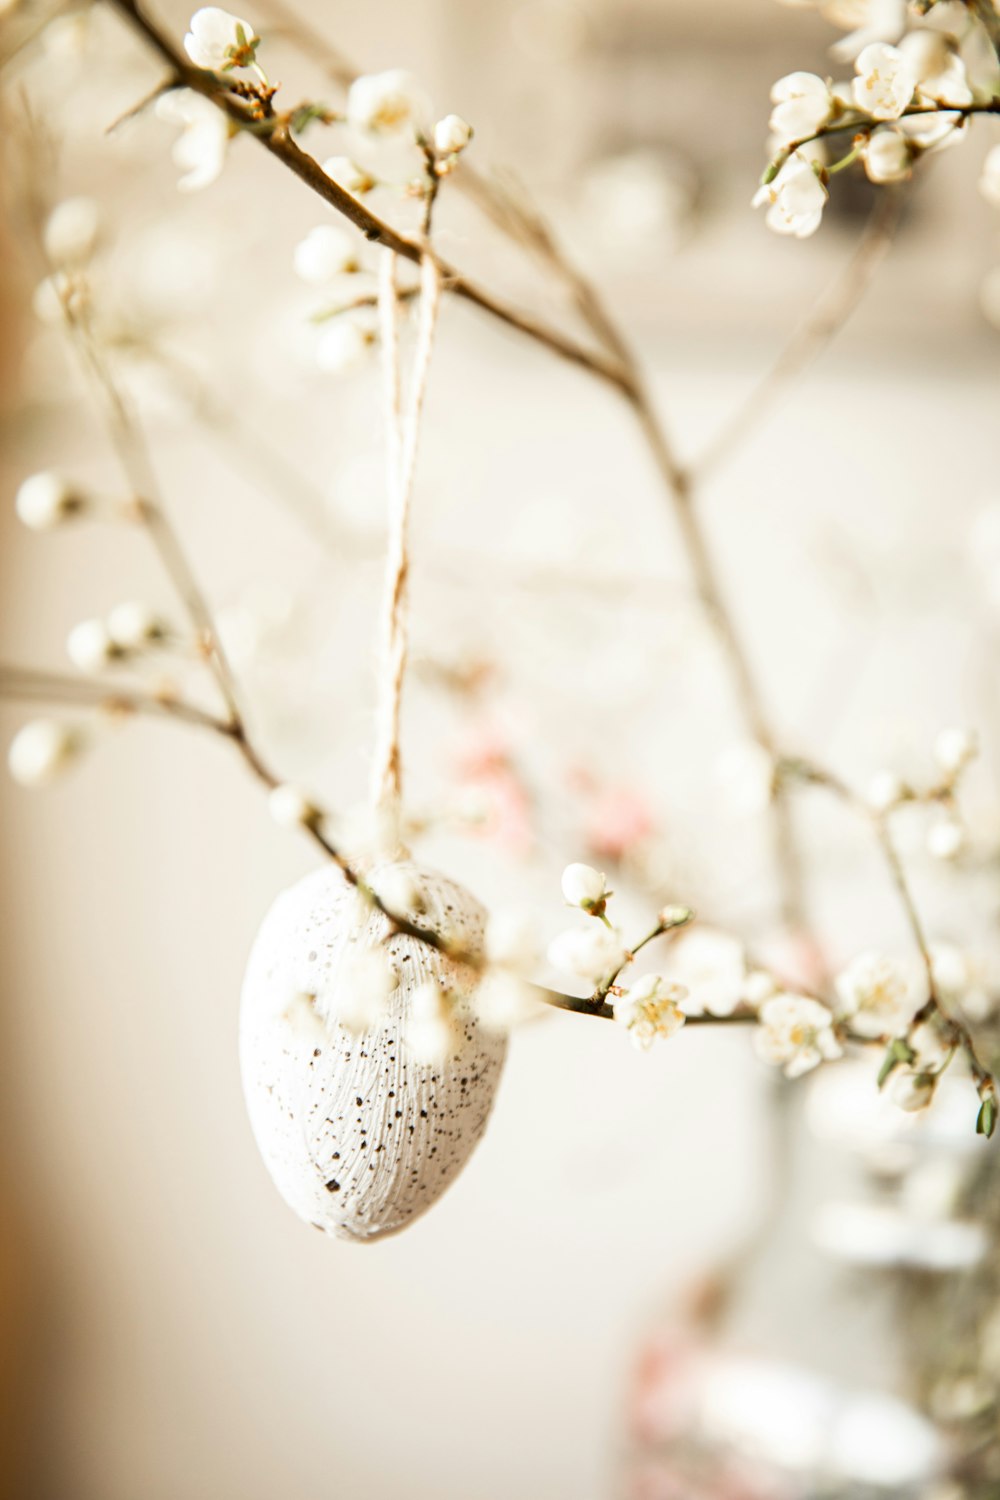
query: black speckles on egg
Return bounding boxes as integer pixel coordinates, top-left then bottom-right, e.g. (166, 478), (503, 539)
(240, 858), (508, 1243)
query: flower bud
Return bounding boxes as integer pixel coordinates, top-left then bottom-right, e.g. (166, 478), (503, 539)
(293, 225), (359, 284)
(268, 783), (321, 830)
(8, 719), (85, 786)
(15, 472), (88, 530)
(67, 618), (119, 673)
(106, 601), (168, 651)
(433, 114), (472, 155)
(933, 726), (978, 777)
(560, 861), (610, 912)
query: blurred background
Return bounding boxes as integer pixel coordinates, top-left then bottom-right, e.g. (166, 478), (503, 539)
(3, 0), (1000, 1496)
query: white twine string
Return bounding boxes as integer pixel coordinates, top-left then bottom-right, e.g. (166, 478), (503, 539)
(370, 247), (443, 823)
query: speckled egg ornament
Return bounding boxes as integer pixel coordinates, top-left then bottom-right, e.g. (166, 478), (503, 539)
(240, 859), (508, 1241)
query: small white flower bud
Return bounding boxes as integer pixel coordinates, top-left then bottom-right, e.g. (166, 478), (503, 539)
(867, 769), (906, 813)
(560, 861), (610, 912)
(321, 157), (376, 194)
(863, 126), (912, 184)
(293, 224), (359, 284)
(333, 948), (396, 1034)
(184, 6), (258, 70)
(106, 601), (168, 651)
(909, 1018), (956, 1072)
(888, 1069), (936, 1113)
(8, 719), (85, 786)
(268, 783), (321, 829)
(315, 313), (376, 373)
(405, 980), (454, 1062)
(43, 196), (100, 265)
(547, 925), (626, 984)
(15, 472), (88, 530)
(484, 909), (538, 970)
(66, 618), (119, 673)
(433, 114), (472, 155)
(933, 726), (978, 778)
(926, 816), (966, 861)
(474, 972), (540, 1033)
(370, 864), (425, 918)
(742, 969), (777, 1006)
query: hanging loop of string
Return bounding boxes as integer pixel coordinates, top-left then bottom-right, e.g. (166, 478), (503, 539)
(370, 246), (443, 831)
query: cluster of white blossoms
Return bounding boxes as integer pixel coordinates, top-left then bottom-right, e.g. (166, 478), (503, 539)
(65, 603), (170, 673)
(865, 726), (977, 862)
(546, 863), (690, 1048)
(756, 1), (995, 237)
(154, 13), (475, 372)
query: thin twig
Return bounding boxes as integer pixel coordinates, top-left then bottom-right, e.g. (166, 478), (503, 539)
(105, 0), (630, 393)
(694, 187), (904, 482)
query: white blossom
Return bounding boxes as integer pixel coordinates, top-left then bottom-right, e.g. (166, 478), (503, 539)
(43, 197), (100, 265)
(715, 739), (775, 810)
(156, 90), (230, 191)
(755, 993), (842, 1078)
(267, 782), (320, 829)
(933, 726), (978, 777)
(899, 108), (965, 152)
(433, 113), (473, 155)
(15, 472), (87, 529)
(743, 969), (778, 1006)
(280, 991), (327, 1046)
(183, 7), (258, 71)
(930, 944), (997, 1023)
(612, 973), (687, 1051)
(484, 908), (538, 970)
(867, 768), (906, 811)
(898, 29), (972, 106)
(667, 927), (745, 1016)
(753, 152), (829, 239)
(346, 70), (427, 137)
(66, 618), (118, 673)
(835, 951), (913, 1036)
(769, 72), (835, 144)
(293, 225), (359, 284)
(8, 720), (84, 786)
(560, 861), (610, 912)
(321, 156), (375, 194)
(404, 980), (455, 1061)
(926, 815), (966, 861)
(474, 971), (540, 1032)
(981, 144), (1000, 208)
(863, 125), (912, 182)
(332, 947), (396, 1034)
(106, 601), (167, 651)
(315, 312), (376, 373)
(547, 924), (626, 985)
(852, 42), (917, 120)
(370, 864), (425, 918)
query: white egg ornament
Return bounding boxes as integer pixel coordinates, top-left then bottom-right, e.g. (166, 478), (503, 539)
(240, 860), (507, 1241)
